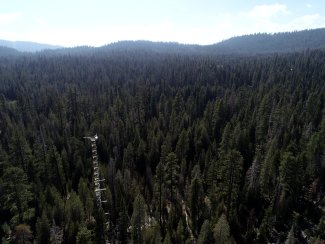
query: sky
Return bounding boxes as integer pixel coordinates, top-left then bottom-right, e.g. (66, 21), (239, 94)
(1, 0), (325, 47)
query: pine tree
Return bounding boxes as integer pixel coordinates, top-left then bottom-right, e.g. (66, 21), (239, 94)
(220, 123), (233, 151)
(163, 231), (172, 244)
(118, 200), (129, 244)
(143, 224), (161, 244)
(279, 145), (302, 199)
(197, 220), (213, 244)
(78, 178), (93, 221)
(13, 224), (33, 244)
(190, 176), (204, 235)
(175, 219), (185, 244)
(155, 160), (165, 228)
(131, 194), (146, 244)
(76, 225), (93, 244)
(213, 214), (230, 244)
(246, 156), (260, 193)
(36, 213), (50, 244)
(50, 222), (63, 244)
(1, 166), (34, 226)
(259, 139), (278, 199)
(175, 129), (189, 162)
(285, 225), (296, 244)
(217, 150), (243, 218)
(164, 152), (179, 203)
(65, 191), (85, 243)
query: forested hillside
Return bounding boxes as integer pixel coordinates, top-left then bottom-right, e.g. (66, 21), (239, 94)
(0, 46), (20, 57)
(211, 28), (325, 54)
(3, 28), (325, 56)
(0, 47), (324, 243)
(0, 40), (62, 53)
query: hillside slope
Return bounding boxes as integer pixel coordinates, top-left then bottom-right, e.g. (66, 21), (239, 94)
(210, 28), (325, 54)
(2, 28), (325, 55)
(0, 40), (62, 52)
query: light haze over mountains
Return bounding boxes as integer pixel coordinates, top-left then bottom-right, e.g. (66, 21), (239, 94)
(1, 28), (325, 55)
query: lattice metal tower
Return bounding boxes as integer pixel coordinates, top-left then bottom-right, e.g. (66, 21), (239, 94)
(84, 134), (110, 244)
(84, 134), (106, 207)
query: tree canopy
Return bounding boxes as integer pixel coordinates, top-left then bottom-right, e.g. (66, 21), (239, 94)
(0, 44), (324, 243)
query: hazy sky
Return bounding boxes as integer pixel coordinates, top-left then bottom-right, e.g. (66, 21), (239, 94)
(1, 0), (325, 47)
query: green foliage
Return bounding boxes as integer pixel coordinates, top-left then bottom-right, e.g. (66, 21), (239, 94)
(1, 166), (34, 226)
(154, 160), (165, 228)
(76, 225), (93, 244)
(131, 194), (146, 244)
(259, 139), (278, 198)
(316, 216), (325, 240)
(143, 224), (161, 244)
(197, 220), (213, 244)
(65, 191), (85, 243)
(175, 219), (185, 243)
(217, 150), (243, 218)
(285, 225), (296, 244)
(164, 152), (179, 203)
(94, 208), (106, 244)
(117, 200), (129, 244)
(13, 224), (33, 244)
(36, 213), (50, 244)
(213, 214), (230, 244)
(190, 176), (204, 235)
(163, 232), (172, 244)
(78, 178), (93, 221)
(0, 44), (324, 243)
(279, 149), (301, 195)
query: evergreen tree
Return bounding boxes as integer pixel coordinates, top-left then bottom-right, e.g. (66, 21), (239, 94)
(13, 224), (33, 244)
(190, 176), (204, 235)
(197, 219), (213, 244)
(279, 150), (300, 195)
(164, 152), (179, 203)
(65, 191), (85, 243)
(163, 232), (172, 244)
(50, 222), (63, 244)
(154, 160), (165, 228)
(118, 200), (129, 244)
(285, 225), (296, 244)
(1, 166), (34, 226)
(76, 225), (93, 244)
(259, 139), (278, 199)
(131, 194), (146, 244)
(213, 214), (230, 244)
(94, 207), (106, 244)
(217, 150), (243, 218)
(175, 219), (185, 244)
(36, 213), (50, 244)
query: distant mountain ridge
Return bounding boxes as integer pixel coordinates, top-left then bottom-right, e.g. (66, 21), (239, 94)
(0, 40), (62, 52)
(210, 28), (325, 54)
(0, 46), (20, 56)
(1, 28), (325, 55)
(50, 28), (325, 56)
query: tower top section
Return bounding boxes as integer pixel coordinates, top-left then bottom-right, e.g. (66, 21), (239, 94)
(84, 134), (98, 142)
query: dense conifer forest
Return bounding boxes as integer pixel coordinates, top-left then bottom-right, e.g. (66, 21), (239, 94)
(0, 40), (325, 243)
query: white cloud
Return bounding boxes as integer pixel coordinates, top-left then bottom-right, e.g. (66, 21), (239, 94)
(36, 17), (48, 28)
(232, 4), (325, 38)
(243, 3), (290, 19)
(2, 3), (325, 47)
(28, 12), (325, 47)
(202, 5), (325, 44)
(0, 12), (22, 24)
(20, 21), (182, 47)
(285, 14), (325, 30)
(306, 3), (312, 8)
